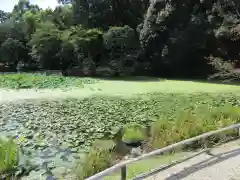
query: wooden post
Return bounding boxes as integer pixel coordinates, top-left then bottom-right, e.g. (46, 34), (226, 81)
(121, 165), (127, 180)
(238, 127), (240, 137)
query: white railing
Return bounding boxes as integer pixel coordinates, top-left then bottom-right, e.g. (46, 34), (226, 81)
(86, 123), (240, 180)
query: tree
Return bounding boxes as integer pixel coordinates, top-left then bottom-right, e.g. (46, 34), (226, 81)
(0, 38), (25, 68)
(57, 0), (148, 29)
(61, 25), (103, 74)
(29, 22), (62, 69)
(102, 26), (139, 76)
(52, 5), (73, 29)
(0, 10), (9, 23)
(11, 0), (40, 20)
(22, 11), (38, 38)
(0, 0), (240, 80)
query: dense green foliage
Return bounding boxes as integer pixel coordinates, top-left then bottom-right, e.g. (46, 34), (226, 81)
(122, 124), (146, 142)
(149, 105), (240, 149)
(0, 73), (96, 89)
(0, 10), (9, 23)
(1, 92), (240, 150)
(65, 93), (240, 179)
(0, 138), (19, 176)
(0, 78), (240, 178)
(1, 0), (240, 80)
(76, 145), (114, 180)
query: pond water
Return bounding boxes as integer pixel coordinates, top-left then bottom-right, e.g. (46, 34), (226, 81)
(0, 117), (86, 180)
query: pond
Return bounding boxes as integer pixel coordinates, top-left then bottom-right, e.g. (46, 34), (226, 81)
(0, 117), (86, 180)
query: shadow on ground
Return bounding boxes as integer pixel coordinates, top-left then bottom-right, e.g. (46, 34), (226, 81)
(165, 148), (240, 180)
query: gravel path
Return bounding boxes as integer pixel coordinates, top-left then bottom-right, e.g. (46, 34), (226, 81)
(146, 140), (240, 180)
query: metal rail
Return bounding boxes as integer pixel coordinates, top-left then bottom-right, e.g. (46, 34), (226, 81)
(86, 123), (240, 180)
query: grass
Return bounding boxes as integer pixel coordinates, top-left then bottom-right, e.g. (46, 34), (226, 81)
(0, 73), (96, 89)
(76, 145), (114, 180)
(76, 103), (240, 179)
(0, 138), (19, 175)
(149, 105), (240, 149)
(103, 152), (187, 180)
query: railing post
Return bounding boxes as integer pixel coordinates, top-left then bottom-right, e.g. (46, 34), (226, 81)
(121, 165), (127, 180)
(238, 127), (240, 137)
(86, 124), (240, 180)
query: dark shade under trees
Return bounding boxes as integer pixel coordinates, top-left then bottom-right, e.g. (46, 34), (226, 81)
(0, 0), (240, 81)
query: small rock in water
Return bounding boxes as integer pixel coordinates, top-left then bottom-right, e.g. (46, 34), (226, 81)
(130, 147), (142, 158)
(124, 155), (129, 160)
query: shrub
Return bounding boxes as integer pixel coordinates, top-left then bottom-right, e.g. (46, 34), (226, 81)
(208, 55), (240, 82)
(76, 145), (114, 180)
(0, 38), (26, 69)
(0, 138), (19, 175)
(149, 105), (240, 150)
(122, 123), (146, 142)
(103, 26), (137, 50)
(74, 104), (240, 178)
(150, 119), (175, 149)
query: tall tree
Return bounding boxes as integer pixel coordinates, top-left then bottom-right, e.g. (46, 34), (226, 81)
(0, 10), (9, 23)
(11, 0), (40, 20)
(58, 0), (89, 26)
(57, 0), (149, 28)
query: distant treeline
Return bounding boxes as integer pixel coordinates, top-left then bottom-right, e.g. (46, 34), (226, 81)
(0, 0), (240, 81)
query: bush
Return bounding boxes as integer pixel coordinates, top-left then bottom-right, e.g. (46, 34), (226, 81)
(103, 26), (137, 50)
(122, 123), (146, 142)
(0, 38), (26, 69)
(0, 138), (19, 175)
(72, 103), (240, 178)
(149, 105), (240, 150)
(74, 104), (240, 178)
(208, 55), (240, 82)
(76, 146), (114, 180)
